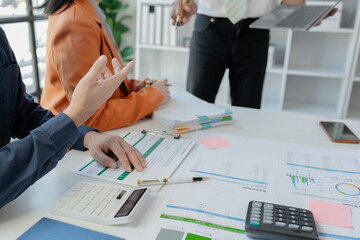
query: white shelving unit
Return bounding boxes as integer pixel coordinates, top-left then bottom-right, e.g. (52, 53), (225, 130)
(135, 0), (360, 118)
(135, 0), (193, 92)
(262, 0), (360, 119)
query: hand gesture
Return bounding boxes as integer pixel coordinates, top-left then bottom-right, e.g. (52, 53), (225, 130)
(171, 0), (198, 27)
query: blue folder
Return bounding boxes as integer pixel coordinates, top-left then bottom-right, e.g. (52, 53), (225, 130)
(17, 217), (125, 240)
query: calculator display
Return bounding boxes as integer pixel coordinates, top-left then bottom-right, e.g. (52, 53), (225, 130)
(114, 189), (147, 218)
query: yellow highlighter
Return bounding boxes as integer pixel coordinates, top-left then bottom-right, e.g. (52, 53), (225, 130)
(175, 0), (188, 30)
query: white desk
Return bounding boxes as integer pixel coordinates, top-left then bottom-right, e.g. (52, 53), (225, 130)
(1, 107), (360, 239)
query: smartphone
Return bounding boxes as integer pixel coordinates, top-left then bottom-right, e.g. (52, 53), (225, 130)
(319, 121), (359, 144)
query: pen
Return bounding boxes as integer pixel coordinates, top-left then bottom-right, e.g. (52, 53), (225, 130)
(138, 177), (209, 187)
(175, 0), (187, 30)
(143, 80), (171, 87)
(142, 129), (180, 139)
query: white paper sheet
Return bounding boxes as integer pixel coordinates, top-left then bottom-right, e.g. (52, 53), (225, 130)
(124, 133), (360, 240)
(71, 131), (195, 190)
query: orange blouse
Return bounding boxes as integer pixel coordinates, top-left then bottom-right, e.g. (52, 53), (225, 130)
(40, 0), (163, 132)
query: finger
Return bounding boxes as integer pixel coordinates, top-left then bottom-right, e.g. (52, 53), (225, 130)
(102, 66), (113, 79)
(112, 58), (122, 74)
(104, 61), (135, 88)
(85, 55), (108, 81)
(136, 150), (146, 168)
(119, 140), (144, 172)
(176, 1), (182, 14)
(94, 151), (118, 169)
(125, 148), (144, 172)
(109, 141), (133, 172)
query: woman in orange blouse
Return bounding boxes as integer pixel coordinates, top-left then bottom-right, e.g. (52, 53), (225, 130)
(40, 0), (170, 132)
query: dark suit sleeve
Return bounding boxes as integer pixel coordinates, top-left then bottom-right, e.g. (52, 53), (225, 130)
(0, 27), (93, 151)
(0, 27), (96, 208)
(0, 113), (79, 208)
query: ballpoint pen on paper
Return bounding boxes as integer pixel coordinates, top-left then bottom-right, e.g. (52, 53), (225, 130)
(141, 129), (180, 139)
(143, 79), (171, 87)
(175, 0), (187, 30)
(137, 177), (209, 187)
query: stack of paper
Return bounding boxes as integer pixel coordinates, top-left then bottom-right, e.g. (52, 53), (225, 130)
(153, 91), (233, 133)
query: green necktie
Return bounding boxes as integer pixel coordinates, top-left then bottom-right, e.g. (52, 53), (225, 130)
(225, 0), (248, 24)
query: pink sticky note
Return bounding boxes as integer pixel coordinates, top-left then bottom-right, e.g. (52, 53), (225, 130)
(308, 198), (352, 228)
(199, 136), (233, 150)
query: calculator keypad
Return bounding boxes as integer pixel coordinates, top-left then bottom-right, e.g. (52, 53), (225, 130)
(52, 182), (127, 218)
(246, 201), (319, 240)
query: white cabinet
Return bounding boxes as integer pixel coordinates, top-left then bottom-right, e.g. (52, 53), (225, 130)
(135, 0), (360, 119)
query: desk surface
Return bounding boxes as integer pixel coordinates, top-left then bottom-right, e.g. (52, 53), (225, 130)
(1, 106), (360, 239)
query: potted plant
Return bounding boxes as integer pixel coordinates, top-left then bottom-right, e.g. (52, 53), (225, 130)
(99, 0), (134, 62)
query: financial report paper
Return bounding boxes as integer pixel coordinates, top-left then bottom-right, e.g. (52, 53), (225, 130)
(124, 133), (360, 240)
(71, 131), (196, 190)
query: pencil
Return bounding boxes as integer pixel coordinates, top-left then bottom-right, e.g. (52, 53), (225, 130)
(175, 0), (187, 30)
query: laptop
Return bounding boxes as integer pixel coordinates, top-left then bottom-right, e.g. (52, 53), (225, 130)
(250, 1), (340, 31)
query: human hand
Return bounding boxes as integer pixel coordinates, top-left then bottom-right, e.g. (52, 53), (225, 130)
(137, 78), (157, 91)
(171, 0), (198, 27)
(150, 79), (171, 105)
(315, 8), (338, 26)
(64, 56), (134, 127)
(84, 131), (146, 172)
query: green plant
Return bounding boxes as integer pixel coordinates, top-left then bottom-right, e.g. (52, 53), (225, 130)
(99, 0), (134, 62)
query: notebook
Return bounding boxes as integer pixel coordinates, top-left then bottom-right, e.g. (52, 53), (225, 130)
(17, 217), (124, 240)
(153, 91), (233, 134)
(250, 1), (340, 31)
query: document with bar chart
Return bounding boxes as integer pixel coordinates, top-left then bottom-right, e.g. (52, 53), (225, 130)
(277, 143), (360, 208)
(123, 133), (360, 240)
(71, 131), (195, 190)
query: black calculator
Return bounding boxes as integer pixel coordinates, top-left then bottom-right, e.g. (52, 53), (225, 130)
(245, 201), (319, 240)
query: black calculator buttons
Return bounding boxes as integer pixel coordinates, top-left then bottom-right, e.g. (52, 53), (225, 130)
(289, 219), (300, 224)
(275, 221), (286, 227)
(300, 213), (311, 218)
(289, 224), (300, 230)
(289, 211), (299, 216)
(263, 219), (273, 225)
(302, 226), (314, 232)
(276, 209), (286, 214)
(246, 201), (319, 240)
(252, 202), (262, 208)
(264, 203), (273, 210)
(303, 222), (313, 227)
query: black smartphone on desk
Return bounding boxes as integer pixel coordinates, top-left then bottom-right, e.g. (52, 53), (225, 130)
(319, 121), (359, 144)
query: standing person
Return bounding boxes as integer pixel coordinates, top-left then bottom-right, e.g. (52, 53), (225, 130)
(171, 0), (305, 108)
(0, 26), (147, 208)
(40, 0), (170, 132)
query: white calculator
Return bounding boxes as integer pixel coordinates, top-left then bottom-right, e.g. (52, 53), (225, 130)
(51, 181), (150, 225)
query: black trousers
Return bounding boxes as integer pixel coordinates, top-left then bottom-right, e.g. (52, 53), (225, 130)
(186, 14), (269, 109)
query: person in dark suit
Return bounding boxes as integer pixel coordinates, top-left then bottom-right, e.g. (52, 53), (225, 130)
(0, 27), (145, 208)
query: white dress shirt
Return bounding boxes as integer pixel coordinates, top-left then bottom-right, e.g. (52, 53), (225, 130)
(198, 0), (283, 18)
